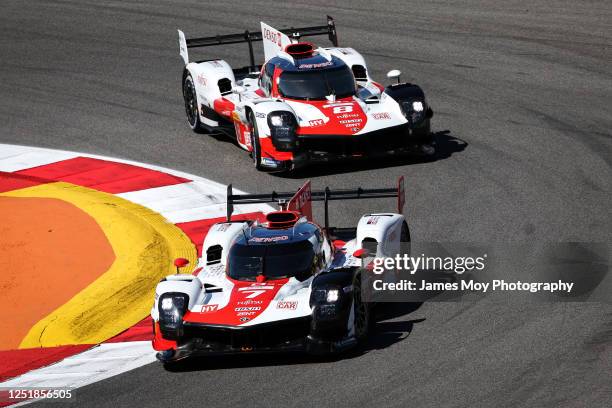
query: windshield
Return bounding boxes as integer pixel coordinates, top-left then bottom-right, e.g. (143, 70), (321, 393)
(228, 240), (315, 281)
(278, 66), (356, 100)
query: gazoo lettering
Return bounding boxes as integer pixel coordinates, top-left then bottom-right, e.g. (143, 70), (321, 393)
(323, 103), (354, 114)
(200, 304), (218, 313)
(263, 27), (282, 46)
(293, 189), (311, 211)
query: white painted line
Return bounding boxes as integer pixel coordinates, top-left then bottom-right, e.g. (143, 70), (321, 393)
(1, 342), (156, 407)
(0, 149), (79, 172)
(118, 181), (270, 223)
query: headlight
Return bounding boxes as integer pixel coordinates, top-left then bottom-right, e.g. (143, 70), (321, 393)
(269, 115), (284, 127)
(158, 293), (188, 338)
(267, 111), (298, 152)
(161, 297), (174, 311)
(412, 101), (424, 112)
(400, 100), (427, 125)
(267, 111), (296, 128)
(311, 286), (351, 304)
(326, 289), (339, 302)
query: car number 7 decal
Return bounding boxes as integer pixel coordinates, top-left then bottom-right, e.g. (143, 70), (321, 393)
(238, 285), (274, 298)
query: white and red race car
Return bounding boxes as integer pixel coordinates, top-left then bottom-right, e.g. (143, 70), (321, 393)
(178, 16), (434, 172)
(151, 177), (409, 364)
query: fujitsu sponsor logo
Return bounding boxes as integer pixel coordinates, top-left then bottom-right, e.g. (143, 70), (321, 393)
(237, 299), (263, 305)
(337, 113), (360, 119)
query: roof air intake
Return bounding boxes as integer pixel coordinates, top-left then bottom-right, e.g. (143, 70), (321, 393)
(285, 42), (315, 59)
(265, 211), (300, 229)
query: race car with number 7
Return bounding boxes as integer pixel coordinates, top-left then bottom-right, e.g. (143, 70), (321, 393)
(178, 16), (434, 172)
(151, 177), (410, 365)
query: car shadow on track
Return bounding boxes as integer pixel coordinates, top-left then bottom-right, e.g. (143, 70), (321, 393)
(202, 130), (467, 178)
(276, 130), (468, 179)
(162, 302), (425, 373)
(354, 302), (426, 355)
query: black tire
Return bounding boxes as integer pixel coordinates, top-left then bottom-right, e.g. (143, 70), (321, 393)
(353, 272), (372, 344)
(182, 73), (205, 133)
(400, 221), (411, 243)
(248, 111), (263, 170)
(412, 117), (433, 145)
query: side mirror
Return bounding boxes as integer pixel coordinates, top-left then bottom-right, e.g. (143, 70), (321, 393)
(386, 69), (401, 84)
(174, 258), (189, 274)
(352, 248), (367, 258)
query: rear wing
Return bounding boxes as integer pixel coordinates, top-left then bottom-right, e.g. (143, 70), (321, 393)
(177, 15), (338, 69)
(226, 176), (405, 231)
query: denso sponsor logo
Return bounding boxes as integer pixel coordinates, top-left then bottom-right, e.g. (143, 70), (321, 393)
(200, 304), (218, 313)
(298, 61), (333, 69)
(372, 112), (391, 120)
(339, 119), (363, 124)
(249, 236), (289, 243)
(235, 307), (261, 312)
(277, 301), (298, 310)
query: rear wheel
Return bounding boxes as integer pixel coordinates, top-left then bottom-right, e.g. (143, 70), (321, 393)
(248, 111), (263, 170)
(183, 73), (205, 133)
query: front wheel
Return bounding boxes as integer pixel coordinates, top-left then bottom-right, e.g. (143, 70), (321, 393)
(353, 273), (372, 344)
(248, 112), (263, 170)
(183, 73), (205, 133)
(412, 118), (433, 145)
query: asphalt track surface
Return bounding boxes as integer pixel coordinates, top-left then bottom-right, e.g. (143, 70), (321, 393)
(1, 1), (611, 407)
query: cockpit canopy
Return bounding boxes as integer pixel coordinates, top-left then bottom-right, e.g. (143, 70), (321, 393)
(227, 222), (322, 282)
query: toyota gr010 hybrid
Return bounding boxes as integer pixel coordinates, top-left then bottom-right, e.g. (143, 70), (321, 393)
(177, 16), (434, 172)
(151, 177), (410, 364)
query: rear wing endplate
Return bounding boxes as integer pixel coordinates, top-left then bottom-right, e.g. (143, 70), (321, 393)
(226, 176), (405, 231)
